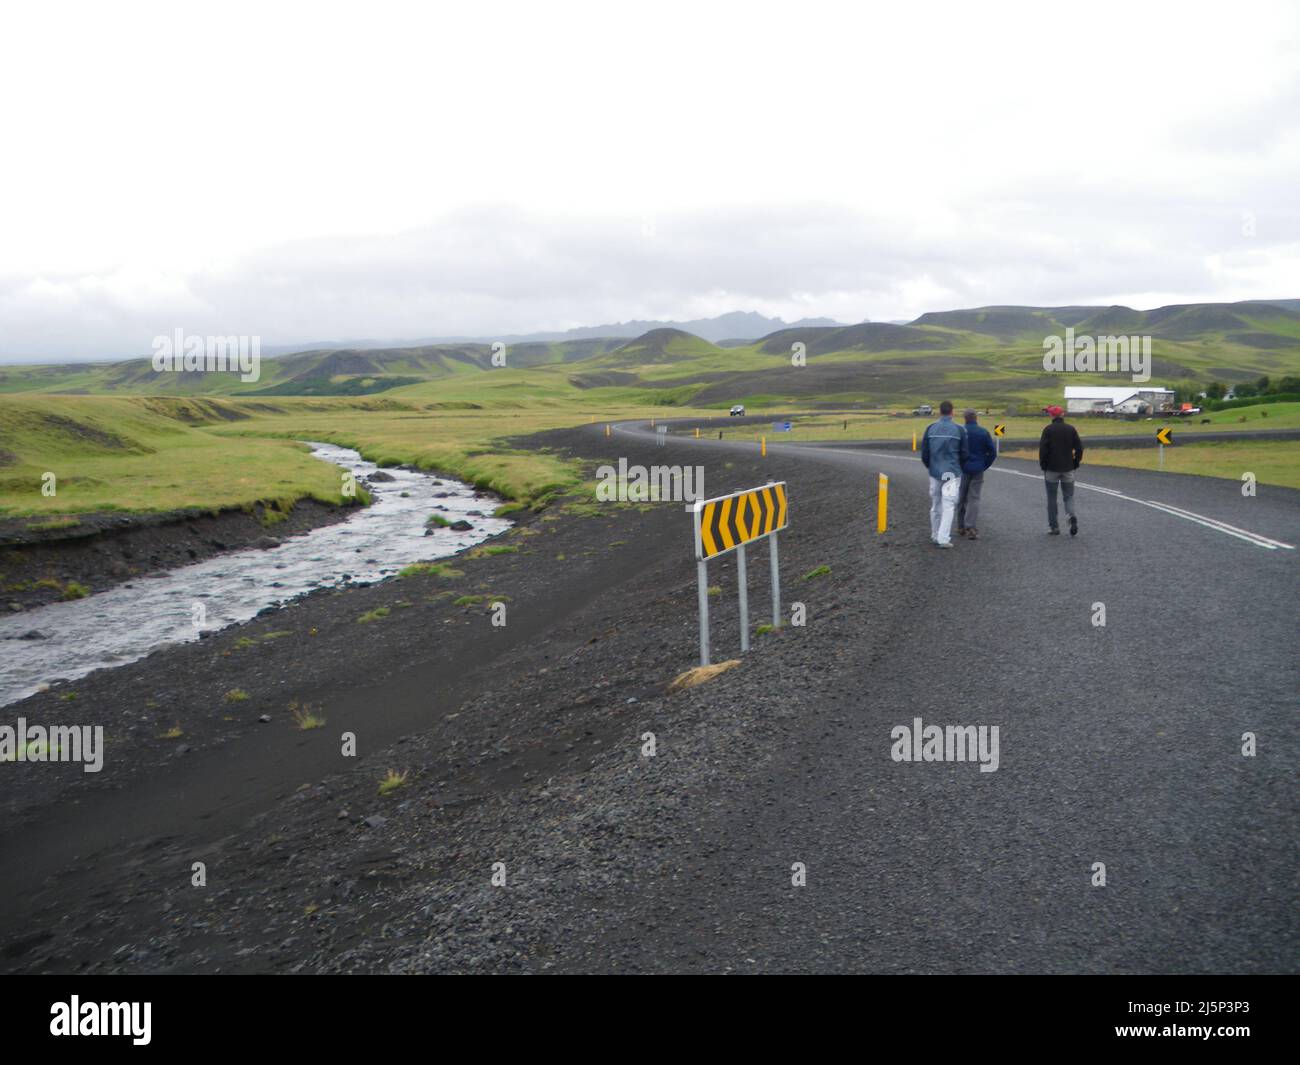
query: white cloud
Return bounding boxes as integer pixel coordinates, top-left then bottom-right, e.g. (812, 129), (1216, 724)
(1, 0), (1297, 359)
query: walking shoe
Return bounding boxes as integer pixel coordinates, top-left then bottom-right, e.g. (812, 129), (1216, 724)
(1069, 515), (1078, 537)
(956, 526), (966, 537)
(967, 527), (979, 540)
(936, 540), (953, 549)
(1048, 527), (1060, 535)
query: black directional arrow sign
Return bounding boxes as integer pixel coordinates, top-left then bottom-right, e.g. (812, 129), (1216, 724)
(1156, 426), (1174, 445)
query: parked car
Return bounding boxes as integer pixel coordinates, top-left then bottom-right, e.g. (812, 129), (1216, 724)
(729, 404), (745, 416)
(911, 404), (933, 416)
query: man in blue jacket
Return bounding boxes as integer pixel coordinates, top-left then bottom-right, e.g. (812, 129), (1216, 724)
(956, 408), (996, 540)
(919, 400), (968, 548)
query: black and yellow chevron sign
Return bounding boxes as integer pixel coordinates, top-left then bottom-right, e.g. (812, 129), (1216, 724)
(993, 423), (1006, 437)
(694, 482), (788, 560)
(1155, 426), (1174, 445)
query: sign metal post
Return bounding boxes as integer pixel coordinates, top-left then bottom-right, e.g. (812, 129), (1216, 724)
(691, 481), (789, 666)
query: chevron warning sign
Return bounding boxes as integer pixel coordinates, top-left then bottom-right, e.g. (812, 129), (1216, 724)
(1155, 426), (1174, 445)
(993, 423), (1006, 437)
(694, 482), (788, 561)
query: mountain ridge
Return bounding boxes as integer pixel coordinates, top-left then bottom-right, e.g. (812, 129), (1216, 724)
(2, 299), (1297, 409)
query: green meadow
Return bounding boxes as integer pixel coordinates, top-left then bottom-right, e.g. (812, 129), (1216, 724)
(2, 300), (1297, 518)
(0, 393), (715, 520)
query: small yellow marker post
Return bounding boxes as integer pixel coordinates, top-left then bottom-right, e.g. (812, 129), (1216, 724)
(761, 436), (767, 457)
(605, 424), (611, 438)
(877, 473), (889, 533)
(695, 427), (700, 438)
(911, 431), (917, 451)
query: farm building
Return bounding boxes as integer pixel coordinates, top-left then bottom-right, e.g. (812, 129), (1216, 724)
(1063, 386), (1175, 415)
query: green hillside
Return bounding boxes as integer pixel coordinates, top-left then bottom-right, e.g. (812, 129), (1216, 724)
(2, 300), (1298, 411)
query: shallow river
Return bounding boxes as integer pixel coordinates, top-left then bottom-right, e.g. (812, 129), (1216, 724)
(0, 442), (511, 707)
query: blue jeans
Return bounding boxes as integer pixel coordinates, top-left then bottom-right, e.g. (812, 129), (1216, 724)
(1043, 470), (1076, 528)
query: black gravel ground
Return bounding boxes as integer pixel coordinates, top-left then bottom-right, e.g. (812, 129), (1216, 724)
(1, 418), (1294, 974)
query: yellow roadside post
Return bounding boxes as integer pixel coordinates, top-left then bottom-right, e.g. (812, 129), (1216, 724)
(761, 436), (767, 457)
(911, 431), (917, 451)
(605, 424), (611, 438)
(877, 473), (889, 533)
(695, 427), (700, 438)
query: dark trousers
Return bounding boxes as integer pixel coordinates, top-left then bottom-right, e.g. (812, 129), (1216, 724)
(1043, 470), (1076, 528)
(958, 472), (983, 528)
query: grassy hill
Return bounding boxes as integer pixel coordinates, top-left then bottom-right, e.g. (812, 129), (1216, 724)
(2, 300), (1298, 413)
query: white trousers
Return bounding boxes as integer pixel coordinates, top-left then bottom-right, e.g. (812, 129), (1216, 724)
(929, 474), (960, 544)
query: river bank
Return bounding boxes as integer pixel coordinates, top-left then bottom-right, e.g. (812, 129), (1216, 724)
(0, 444), (512, 706)
(0, 497), (360, 612)
(0, 420), (922, 972)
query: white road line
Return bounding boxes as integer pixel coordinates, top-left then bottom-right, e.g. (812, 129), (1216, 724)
(1136, 500), (1296, 550)
(610, 430), (1295, 550)
(822, 449), (1296, 552)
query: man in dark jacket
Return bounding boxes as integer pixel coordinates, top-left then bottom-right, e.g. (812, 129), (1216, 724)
(957, 409), (996, 539)
(1038, 405), (1084, 536)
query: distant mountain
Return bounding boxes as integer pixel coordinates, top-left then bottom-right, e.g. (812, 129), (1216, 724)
(909, 301), (1300, 348)
(259, 311), (847, 355)
(515, 311), (845, 345)
(1259, 298), (1300, 314)
(3, 300), (1296, 408)
(605, 328), (721, 364)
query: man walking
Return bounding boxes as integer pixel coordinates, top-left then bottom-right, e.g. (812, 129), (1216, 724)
(956, 408), (996, 539)
(1039, 404), (1084, 536)
(920, 400), (968, 548)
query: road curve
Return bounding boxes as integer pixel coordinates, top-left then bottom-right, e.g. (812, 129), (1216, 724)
(590, 416), (1297, 973)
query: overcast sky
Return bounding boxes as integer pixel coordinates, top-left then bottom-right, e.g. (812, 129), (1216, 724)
(2, 0), (1298, 361)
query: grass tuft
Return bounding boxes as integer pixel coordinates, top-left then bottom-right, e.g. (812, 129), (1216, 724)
(378, 768), (409, 796)
(289, 700), (326, 730)
(399, 562), (464, 579)
(669, 660), (741, 692)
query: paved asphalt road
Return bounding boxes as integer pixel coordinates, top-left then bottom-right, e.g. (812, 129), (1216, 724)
(599, 418), (1296, 972)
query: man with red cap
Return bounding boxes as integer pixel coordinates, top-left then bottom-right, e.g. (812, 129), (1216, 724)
(1039, 405), (1084, 535)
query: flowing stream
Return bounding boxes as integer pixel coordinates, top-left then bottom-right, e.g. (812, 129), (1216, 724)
(0, 442), (511, 707)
